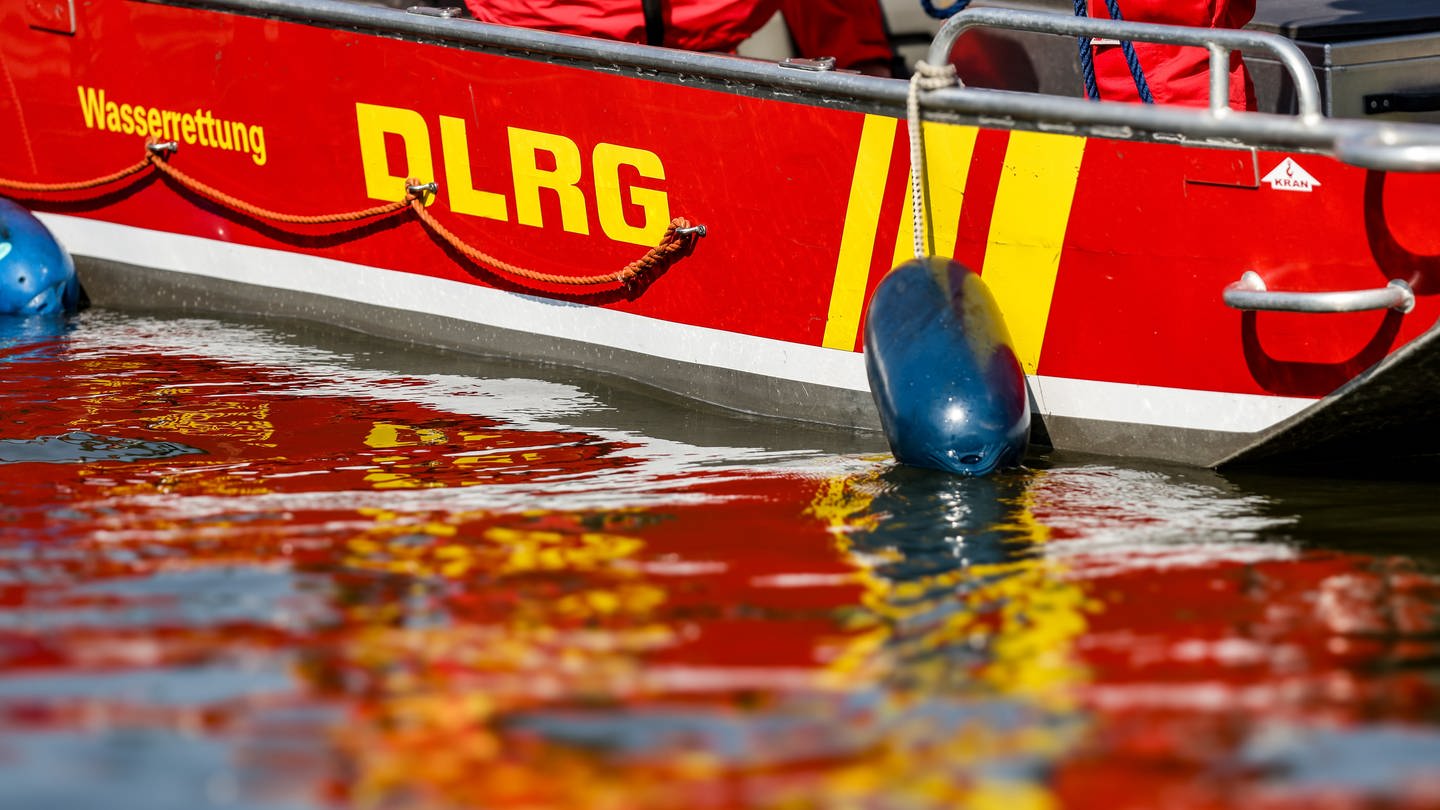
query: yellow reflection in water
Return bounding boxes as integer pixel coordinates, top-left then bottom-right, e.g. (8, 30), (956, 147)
(334, 507), (677, 808)
(69, 360), (278, 447)
(804, 467), (1099, 809)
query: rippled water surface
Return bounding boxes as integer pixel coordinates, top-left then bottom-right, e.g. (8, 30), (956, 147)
(2, 310), (1438, 810)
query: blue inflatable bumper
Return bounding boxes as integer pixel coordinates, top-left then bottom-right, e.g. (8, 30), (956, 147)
(0, 198), (80, 316)
(864, 258), (1031, 476)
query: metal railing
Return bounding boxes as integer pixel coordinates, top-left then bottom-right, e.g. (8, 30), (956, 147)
(919, 7), (1440, 171)
(164, 0), (1440, 171)
(927, 7), (1324, 121)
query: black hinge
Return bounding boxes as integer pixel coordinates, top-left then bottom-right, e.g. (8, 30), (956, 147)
(1365, 90), (1440, 115)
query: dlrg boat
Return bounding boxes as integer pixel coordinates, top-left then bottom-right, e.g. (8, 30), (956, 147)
(3, 0), (1440, 468)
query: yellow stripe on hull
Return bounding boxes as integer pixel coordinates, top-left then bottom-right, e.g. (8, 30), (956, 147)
(823, 114), (898, 351)
(980, 132), (1087, 375)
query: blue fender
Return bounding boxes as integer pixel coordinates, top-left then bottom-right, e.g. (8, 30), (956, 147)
(863, 257), (1031, 476)
(0, 198), (81, 316)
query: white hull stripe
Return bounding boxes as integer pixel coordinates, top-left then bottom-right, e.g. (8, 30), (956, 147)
(41, 214), (873, 391)
(40, 214), (1315, 435)
(1032, 376), (1311, 434)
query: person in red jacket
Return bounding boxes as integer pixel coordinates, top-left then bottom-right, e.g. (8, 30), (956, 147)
(1087, 0), (1256, 110)
(779, 0), (896, 76)
(464, 0), (896, 76)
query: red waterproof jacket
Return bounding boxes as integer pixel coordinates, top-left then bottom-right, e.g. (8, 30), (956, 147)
(466, 0), (778, 53)
(465, 0), (894, 71)
(1089, 0), (1256, 109)
(779, 0), (895, 73)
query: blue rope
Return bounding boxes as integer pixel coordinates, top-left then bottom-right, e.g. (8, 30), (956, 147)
(1073, 0), (1153, 104)
(922, 0), (1153, 103)
(1073, 0), (1101, 100)
(920, 0), (971, 20)
(1102, 0), (1154, 103)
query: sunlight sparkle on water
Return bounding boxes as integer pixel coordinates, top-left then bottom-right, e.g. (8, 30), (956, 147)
(1, 310), (1437, 810)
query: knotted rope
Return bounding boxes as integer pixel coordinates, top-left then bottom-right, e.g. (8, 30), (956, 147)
(906, 59), (959, 260)
(0, 141), (702, 290)
(406, 180), (700, 288)
(914, 0), (1154, 104)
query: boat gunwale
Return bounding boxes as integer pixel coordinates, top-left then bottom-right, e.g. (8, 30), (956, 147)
(133, 0), (1440, 168)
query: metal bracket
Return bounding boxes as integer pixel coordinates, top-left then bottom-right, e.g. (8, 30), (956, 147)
(405, 6), (464, 18)
(779, 56), (836, 72)
(1365, 90), (1440, 116)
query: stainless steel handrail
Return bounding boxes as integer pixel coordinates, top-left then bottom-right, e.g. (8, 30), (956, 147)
(160, 0), (1440, 171)
(926, 7), (1324, 122)
(1223, 271), (1416, 314)
(1335, 129), (1440, 173)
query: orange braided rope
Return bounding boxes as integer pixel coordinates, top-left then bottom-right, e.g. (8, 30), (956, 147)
(1, 143), (702, 289)
(408, 189), (698, 288)
(150, 155), (409, 224)
(0, 156), (154, 193)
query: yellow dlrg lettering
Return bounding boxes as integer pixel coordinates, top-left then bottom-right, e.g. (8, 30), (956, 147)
(353, 103), (673, 246)
(508, 126), (589, 235)
(439, 115), (508, 222)
(356, 102), (435, 206)
(593, 143), (670, 246)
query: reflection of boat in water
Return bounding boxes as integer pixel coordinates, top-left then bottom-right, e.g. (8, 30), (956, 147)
(5, 0), (1440, 467)
(2, 309), (1439, 807)
(0, 311), (868, 520)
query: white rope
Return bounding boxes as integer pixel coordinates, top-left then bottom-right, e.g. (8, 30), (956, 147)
(906, 60), (959, 261)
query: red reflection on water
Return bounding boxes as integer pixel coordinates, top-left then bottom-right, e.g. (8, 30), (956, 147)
(1053, 552), (1440, 810)
(0, 334), (1438, 809)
